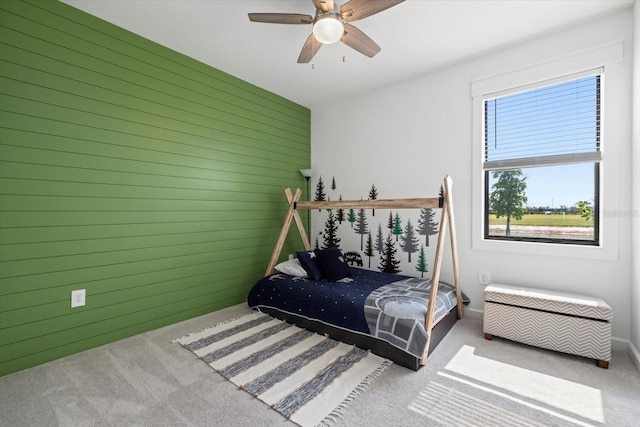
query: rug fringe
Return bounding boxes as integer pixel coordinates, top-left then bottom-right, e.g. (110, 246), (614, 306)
(171, 311), (261, 344)
(316, 359), (393, 427)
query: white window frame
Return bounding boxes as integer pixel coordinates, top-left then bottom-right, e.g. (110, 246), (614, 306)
(471, 42), (623, 261)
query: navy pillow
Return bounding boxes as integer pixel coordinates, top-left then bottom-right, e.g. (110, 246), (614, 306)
(314, 247), (351, 282)
(296, 251), (324, 281)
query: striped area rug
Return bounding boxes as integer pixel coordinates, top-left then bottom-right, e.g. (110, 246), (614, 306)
(176, 311), (391, 427)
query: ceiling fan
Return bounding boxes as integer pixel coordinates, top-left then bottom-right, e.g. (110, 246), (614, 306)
(248, 0), (405, 63)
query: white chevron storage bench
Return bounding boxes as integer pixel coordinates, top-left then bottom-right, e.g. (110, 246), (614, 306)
(483, 283), (612, 368)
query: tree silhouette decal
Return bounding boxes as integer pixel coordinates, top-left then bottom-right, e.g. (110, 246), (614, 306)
(417, 208), (439, 246)
(354, 208), (369, 250)
(314, 236), (320, 250)
(415, 246), (429, 278)
(368, 183), (378, 216)
(399, 219), (419, 262)
(336, 195), (345, 224)
(392, 212), (402, 242)
(347, 208), (356, 229)
(375, 224), (384, 254)
(364, 231), (374, 268)
(387, 212), (393, 230)
(331, 176), (337, 191)
(378, 233), (401, 273)
(321, 210), (341, 249)
(314, 176), (326, 211)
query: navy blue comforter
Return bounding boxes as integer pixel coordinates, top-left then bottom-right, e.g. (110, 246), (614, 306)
(247, 268), (419, 334)
(248, 267), (466, 360)
(255, 267), (464, 334)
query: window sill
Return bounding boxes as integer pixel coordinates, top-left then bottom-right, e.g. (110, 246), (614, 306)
(472, 236), (617, 261)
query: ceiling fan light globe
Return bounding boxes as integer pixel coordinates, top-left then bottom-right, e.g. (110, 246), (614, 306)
(313, 15), (344, 44)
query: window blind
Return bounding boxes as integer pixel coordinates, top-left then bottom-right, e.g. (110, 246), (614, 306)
(483, 74), (601, 170)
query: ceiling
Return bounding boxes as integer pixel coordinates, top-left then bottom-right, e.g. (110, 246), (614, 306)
(61, 0), (633, 109)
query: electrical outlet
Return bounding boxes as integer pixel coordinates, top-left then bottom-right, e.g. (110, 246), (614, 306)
(71, 289), (86, 308)
(478, 271), (491, 285)
(288, 253), (294, 260)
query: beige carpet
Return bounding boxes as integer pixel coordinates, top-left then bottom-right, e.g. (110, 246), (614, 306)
(1, 303), (639, 426)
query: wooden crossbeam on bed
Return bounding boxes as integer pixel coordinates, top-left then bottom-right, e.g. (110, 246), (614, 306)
(265, 175), (462, 366)
(296, 198), (442, 210)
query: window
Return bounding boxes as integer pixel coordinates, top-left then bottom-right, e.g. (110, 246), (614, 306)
(482, 72), (601, 245)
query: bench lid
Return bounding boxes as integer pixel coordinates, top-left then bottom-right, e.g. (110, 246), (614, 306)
(484, 283), (612, 321)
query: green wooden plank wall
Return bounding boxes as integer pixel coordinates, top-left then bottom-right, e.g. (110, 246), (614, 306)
(0, 0), (311, 376)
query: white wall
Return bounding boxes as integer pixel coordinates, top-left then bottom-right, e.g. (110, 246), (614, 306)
(311, 9), (634, 341)
(630, 0), (640, 370)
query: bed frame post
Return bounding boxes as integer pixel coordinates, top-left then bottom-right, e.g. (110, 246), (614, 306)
(265, 188), (311, 276)
(445, 176), (463, 319)
(420, 175), (460, 365)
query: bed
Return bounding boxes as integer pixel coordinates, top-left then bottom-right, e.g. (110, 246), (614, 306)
(247, 267), (468, 370)
(248, 175), (464, 370)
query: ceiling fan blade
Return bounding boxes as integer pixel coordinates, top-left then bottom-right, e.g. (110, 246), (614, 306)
(298, 33), (322, 63)
(340, 0), (404, 22)
(341, 23), (381, 58)
(312, 0), (334, 13)
(248, 13), (313, 24)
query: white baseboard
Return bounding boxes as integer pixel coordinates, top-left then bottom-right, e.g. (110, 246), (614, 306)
(629, 341), (640, 374)
(611, 337), (628, 352)
(464, 307), (483, 320)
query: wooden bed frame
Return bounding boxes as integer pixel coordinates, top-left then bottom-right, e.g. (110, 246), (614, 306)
(265, 175), (462, 366)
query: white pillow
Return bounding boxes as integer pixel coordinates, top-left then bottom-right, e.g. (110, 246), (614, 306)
(274, 259), (308, 278)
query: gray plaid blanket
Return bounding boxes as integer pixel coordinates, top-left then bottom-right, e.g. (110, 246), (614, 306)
(363, 278), (458, 358)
